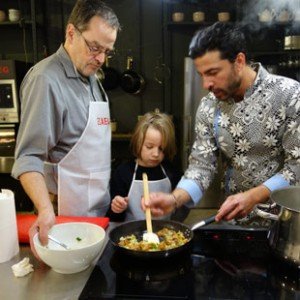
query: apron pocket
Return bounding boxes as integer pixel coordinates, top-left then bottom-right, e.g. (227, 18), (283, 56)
(88, 170), (110, 215)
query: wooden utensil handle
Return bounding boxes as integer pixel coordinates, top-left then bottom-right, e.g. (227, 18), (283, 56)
(143, 173), (153, 233)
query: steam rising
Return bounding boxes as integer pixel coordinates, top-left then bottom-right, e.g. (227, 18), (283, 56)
(241, 0), (300, 31)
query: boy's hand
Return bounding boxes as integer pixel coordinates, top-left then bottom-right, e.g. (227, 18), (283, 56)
(111, 196), (129, 213)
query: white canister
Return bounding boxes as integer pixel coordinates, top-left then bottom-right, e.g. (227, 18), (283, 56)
(111, 121), (117, 133)
(0, 189), (19, 263)
(193, 11), (205, 22)
(294, 10), (300, 22)
(8, 9), (21, 22)
(172, 12), (184, 22)
(218, 12), (230, 22)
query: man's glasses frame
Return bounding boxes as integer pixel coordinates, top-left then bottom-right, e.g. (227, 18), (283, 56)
(74, 26), (115, 57)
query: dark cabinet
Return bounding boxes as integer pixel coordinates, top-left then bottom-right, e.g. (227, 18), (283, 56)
(0, 0), (46, 63)
(162, 0), (300, 110)
(161, 0), (299, 171)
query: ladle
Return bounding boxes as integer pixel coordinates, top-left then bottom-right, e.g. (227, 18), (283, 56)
(142, 173), (160, 244)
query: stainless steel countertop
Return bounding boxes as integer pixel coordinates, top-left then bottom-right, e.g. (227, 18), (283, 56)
(0, 212), (215, 300)
(0, 226), (112, 300)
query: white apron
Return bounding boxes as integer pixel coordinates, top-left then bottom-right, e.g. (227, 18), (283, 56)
(125, 162), (172, 221)
(45, 84), (111, 216)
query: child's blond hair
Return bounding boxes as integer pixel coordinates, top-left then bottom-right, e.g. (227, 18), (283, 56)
(130, 110), (176, 161)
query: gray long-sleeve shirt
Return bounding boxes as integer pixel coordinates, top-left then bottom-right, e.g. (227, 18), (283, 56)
(12, 45), (105, 179)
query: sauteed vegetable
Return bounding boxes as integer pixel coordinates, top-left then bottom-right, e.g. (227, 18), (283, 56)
(118, 228), (189, 251)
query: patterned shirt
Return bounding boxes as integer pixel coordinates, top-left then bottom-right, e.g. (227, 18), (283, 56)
(178, 63), (300, 205)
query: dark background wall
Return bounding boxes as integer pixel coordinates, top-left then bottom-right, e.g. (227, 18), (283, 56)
(1, 0), (299, 172)
(44, 0), (166, 134)
(1, 0), (299, 211)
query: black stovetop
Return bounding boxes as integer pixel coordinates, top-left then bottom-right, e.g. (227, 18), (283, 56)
(80, 223), (299, 300)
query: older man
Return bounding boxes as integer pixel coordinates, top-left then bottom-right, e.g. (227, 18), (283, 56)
(12, 0), (120, 257)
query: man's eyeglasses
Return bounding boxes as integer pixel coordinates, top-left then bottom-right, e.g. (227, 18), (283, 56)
(74, 26), (115, 57)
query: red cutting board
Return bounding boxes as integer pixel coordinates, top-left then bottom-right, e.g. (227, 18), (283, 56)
(17, 214), (110, 243)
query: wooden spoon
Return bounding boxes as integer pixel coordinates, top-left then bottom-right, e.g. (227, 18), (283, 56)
(142, 173), (159, 244)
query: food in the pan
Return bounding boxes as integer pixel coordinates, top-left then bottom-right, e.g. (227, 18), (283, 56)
(118, 227), (189, 251)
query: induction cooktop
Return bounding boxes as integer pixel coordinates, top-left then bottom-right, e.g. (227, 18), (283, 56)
(79, 221), (299, 300)
(192, 219), (274, 258)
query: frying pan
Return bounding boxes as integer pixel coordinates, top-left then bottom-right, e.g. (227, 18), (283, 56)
(120, 56), (145, 94)
(109, 216), (216, 259)
(101, 57), (120, 90)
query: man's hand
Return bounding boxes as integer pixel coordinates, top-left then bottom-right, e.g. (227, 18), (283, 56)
(141, 189), (191, 217)
(215, 185), (271, 222)
(20, 171), (56, 260)
(29, 208), (55, 260)
(141, 192), (175, 216)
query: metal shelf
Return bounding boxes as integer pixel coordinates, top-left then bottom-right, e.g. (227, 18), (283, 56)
(112, 133), (132, 141)
(0, 0), (41, 63)
(0, 20), (33, 26)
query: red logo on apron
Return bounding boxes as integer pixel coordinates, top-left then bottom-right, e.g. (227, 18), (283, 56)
(97, 117), (110, 126)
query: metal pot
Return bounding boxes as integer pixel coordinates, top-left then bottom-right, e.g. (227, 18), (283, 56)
(120, 56), (145, 94)
(101, 57), (120, 90)
(269, 187), (300, 265)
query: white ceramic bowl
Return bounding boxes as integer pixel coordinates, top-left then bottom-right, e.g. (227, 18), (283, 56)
(33, 222), (106, 274)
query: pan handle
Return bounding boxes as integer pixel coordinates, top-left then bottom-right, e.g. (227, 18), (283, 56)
(126, 56), (133, 70)
(191, 215), (216, 231)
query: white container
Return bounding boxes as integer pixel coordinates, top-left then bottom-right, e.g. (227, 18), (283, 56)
(193, 11), (205, 22)
(172, 12), (184, 22)
(218, 12), (230, 22)
(33, 222), (106, 274)
(294, 10), (300, 22)
(111, 121), (117, 133)
(8, 9), (21, 22)
(277, 9), (293, 23)
(258, 9), (275, 22)
(0, 189), (19, 263)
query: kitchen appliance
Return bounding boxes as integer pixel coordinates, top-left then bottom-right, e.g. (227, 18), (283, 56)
(79, 220), (298, 300)
(0, 60), (33, 211)
(0, 60), (31, 158)
(182, 57), (207, 171)
(193, 220), (274, 258)
(182, 57), (222, 208)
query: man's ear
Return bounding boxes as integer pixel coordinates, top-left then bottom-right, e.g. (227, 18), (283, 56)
(234, 52), (246, 71)
(66, 24), (76, 42)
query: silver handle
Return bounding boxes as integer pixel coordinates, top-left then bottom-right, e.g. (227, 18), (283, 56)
(48, 235), (69, 250)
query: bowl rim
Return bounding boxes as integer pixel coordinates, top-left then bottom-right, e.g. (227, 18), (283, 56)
(33, 222), (106, 251)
